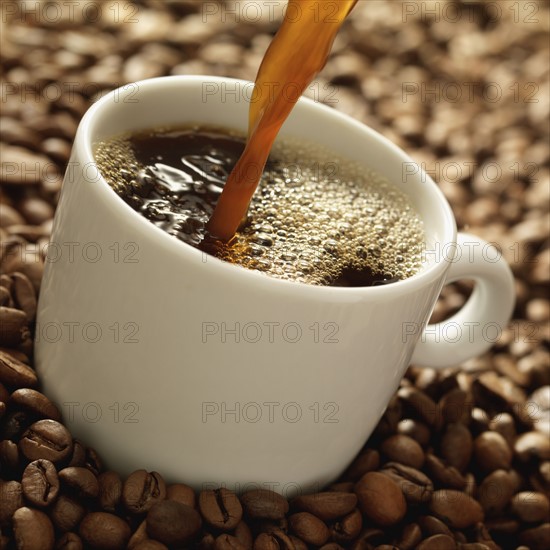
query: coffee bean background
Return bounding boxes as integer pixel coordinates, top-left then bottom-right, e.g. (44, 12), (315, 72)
(0, 0), (549, 548)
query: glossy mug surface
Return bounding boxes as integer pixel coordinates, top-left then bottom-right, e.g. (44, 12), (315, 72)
(35, 76), (514, 494)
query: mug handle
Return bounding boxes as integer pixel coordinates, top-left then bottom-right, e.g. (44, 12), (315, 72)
(411, 233), (515, 369)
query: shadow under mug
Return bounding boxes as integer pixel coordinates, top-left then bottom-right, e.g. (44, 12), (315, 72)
(35, 76), (515, 495)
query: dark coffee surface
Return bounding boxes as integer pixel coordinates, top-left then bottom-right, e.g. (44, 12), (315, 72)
(95, 126), (424, 287)
(102, 126), (244, 247)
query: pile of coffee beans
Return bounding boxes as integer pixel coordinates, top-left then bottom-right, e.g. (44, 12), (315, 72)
(1, 1), (548, 548)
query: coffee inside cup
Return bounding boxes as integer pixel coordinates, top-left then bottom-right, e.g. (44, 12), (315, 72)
(95, 125), (424, 287)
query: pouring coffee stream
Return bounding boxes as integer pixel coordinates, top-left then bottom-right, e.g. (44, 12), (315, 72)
(206, 0), (358, 242)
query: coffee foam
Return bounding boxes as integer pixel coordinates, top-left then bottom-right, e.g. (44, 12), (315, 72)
(95, 129), (424, 286)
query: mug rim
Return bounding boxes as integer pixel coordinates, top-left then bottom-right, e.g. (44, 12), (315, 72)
(76, 75), (457, 297)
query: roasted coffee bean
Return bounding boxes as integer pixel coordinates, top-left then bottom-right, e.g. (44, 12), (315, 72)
(375, 395), (402, 436)
(519, 523), (550, 550)
(265, 528), (294, 550)
(292, 492), (357, 520)
(241, 489), (289, 520)
(122, 469), (166, 514)
(397, 419), (431, 446)
(253, 530), (294, 550)
(289, 512), (330, 546)
(10, 388), (62, 421)
(0, 203), (25, 227)
(440, 423), (473, 472)
(289, 535), (308, 550)
(380, 434), (424, 469)
(0, 306), (29, 347)
(59, 466), (99, 499)
(199, 487), (243, 530)
(439, 388), (473, 425)
(330, 508), (362, 544)
(97, 470), (122, 512)
(344, 449), (380, 481)
(83, 447), (103, 476)
(0, 350), (37, 388)
(215, 534), (247, 550)
(68, 440), (86, 468)
(253, 517), (289, 535)
(146, 500), (202, 546)
(166, 482), (195, 507)
(128, 520), (148, 549)
(355, 472), (406, 526)
(514, 431), (550, 462)
(416, 534), (457, 550)
(11, 272), (37, 320)
(0, 351), (30, 370)
(488, 412), (516, 447)
(22, 459), (59, 507)
(13, 506), (55, 550)
(397, 523), (422, 550)
(1, 410), (32, 440)
(380, 462), (433, 504)
(234, 520), (254, 550)
(350, 527), (386, 549)
(79, 512), (131, 550)
(425, 454), (467, 489)
(19, 198), (54, 226)
(0, 480), (23, 528)
(511, 492), (550, 523)
(531, 461), (550, 494)
(19, 419), (73, 463)
(50, 494), (86, 532)
(478, 469), (517, 515)
(418, 515), (454, 537)
(429, 490), (484, 529)
(55, 532), (83, 550)
(398, 387), (438, 426)
(474, 432), (512, 472)
(253, 533), (279, 550)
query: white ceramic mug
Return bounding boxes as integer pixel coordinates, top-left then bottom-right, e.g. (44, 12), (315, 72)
(35, 76), (514, 495)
